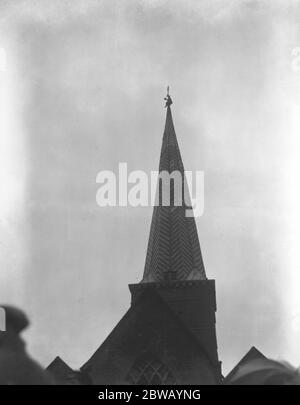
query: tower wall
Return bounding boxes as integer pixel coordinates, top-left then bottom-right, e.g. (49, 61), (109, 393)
(129, 280), (221, 381)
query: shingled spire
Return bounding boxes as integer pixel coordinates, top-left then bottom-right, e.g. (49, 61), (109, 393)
(142, 91), (206, 283)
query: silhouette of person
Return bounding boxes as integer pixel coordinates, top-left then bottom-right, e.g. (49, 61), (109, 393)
(164, 94), (173, 108)
(0, 305), (54, 385)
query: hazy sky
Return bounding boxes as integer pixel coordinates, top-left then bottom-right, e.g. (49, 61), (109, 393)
(1, 0), (300, 375)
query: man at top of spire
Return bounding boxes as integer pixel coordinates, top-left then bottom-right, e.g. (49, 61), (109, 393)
(164, 86), (173, 108)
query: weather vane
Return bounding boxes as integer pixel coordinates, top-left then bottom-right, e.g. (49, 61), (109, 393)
(164, 86), (173, 108)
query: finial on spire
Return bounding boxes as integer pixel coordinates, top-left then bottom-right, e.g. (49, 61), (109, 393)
(164, 86), (173, 108)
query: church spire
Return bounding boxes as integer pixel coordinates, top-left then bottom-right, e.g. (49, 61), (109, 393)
(142, 91), (206, 283)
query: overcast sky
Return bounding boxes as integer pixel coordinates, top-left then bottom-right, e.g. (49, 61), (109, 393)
(1, 0), (300, 375)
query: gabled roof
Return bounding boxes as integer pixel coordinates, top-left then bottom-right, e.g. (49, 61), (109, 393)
(81, 288), (219, 383)
(142, 102), (206, 283)
(47, 356), (74, 374)
(46, 356), (86, 385)
(225, 346), (266, 382)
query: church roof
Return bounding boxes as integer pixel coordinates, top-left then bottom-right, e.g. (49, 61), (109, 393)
(81, 288), (219, 384)
(47, 356), (74, 373)
(142, 95), (206, 282)
(46, 356), (87, 385)
(224, 346), (266, 383)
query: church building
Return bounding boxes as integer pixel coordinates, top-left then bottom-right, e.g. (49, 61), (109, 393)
(81, 93), (221, 385)
(48, 92), (222, 385)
